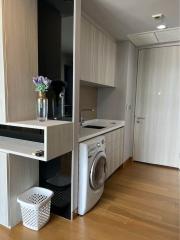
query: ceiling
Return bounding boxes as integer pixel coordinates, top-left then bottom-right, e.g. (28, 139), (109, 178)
(128, 27), (180, 46)
(82, 0), (180, 40)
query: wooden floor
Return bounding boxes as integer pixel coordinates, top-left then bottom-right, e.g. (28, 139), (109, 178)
(0, 161), (179, 240)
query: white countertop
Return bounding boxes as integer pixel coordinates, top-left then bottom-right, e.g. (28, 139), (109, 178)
(79, 119), (125, 142)
(0, 120), (72, 129)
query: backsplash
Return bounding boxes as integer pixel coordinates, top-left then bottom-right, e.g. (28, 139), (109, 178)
(79, 85), (97, 120)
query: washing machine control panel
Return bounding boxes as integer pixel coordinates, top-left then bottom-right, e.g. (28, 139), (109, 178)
(88, 145), (98, 157)
(88, 139), (105, 158)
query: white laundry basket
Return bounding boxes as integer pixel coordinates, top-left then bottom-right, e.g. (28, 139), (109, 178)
(17, 187), (54, 231)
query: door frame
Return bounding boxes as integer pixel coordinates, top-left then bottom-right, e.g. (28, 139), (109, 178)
(133, 42), (180, 169)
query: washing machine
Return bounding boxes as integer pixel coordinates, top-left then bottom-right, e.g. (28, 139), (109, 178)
(78, 136), (106, 215)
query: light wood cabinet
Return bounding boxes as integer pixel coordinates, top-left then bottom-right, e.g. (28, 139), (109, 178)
(0, 0), (39, 228)
(80, 17), (93, 84)
(0, 0), (38, 122)
(105, 38), (116, 86)
(80, 16), (116, 87)
(105, 128), (124, 179)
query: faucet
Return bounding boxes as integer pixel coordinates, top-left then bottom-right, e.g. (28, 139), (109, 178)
(80, 108), (95, 126)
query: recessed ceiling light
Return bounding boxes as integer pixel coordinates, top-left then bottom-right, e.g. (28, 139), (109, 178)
(157, 24), (167, 30)
(152, 13), (163, 19)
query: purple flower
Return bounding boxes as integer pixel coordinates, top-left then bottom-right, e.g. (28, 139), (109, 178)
(43, 77), (52, 87)
(38, 76), (44, 84)
(33, 76), (52, 92)
(33, 77), (39, 85)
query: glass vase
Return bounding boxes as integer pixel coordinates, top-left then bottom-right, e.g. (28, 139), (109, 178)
(37, 92), (48, 121)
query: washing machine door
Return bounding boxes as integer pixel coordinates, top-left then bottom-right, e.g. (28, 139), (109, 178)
(90, 152), (106, 190)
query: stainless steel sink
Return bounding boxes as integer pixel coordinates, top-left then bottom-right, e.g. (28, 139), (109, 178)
(83, 125), (106, 129)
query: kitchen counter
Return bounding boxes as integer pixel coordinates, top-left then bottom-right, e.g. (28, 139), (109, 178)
(79, 119), (125, 142)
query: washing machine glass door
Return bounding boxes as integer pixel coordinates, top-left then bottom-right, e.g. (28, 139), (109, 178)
(90, 152), (106, 190)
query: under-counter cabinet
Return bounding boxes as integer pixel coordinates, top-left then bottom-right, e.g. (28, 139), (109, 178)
(80, 16), (117, 87)
(105, 127), (124, 179)
(0, 120), (73, 161)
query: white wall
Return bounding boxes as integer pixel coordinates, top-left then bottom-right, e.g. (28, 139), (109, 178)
(79, 84), (98, 119)
(124, 42), (138, 162)
(98, 41), (138, 161)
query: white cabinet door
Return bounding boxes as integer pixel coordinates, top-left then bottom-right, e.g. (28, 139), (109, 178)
(105, 131), (112, 178)
(80, 17), (94, 83)
(80, 16), (116, 87)
(3, 0), (38, 122)
(95, 28), (106, 85)
(105, 128), (124, 179)
(0, 153), (9, 227)
(104, 38), (116, 87)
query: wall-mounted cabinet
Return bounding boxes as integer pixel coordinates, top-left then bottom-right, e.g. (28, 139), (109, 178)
(80, 16), (116, 87)
(0, 120), (73, 161)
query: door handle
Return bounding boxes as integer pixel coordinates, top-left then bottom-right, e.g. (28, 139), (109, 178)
(136, 117), (145, 120)
(136, 117), (145, 124)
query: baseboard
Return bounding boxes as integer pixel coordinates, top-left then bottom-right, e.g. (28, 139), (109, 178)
(133, 160), (179, 170)
(0, 224), (12, 230)
(123, 157), (133, 168)
(72, 209), (78, 220)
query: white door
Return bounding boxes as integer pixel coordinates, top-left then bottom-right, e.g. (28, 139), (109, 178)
(134, 46), (180, 168)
